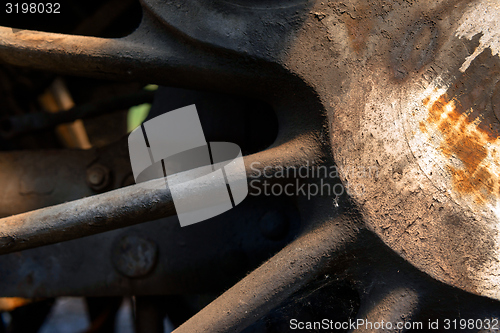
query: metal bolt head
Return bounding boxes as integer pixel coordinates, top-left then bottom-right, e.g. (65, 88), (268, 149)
(88, 170), (104, 186)
(86, 164), (110, 191)
(111, 234), (158, 278)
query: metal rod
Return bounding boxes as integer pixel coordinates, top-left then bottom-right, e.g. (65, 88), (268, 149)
(350, 286), (422, 333)
(0, 137), (324, 255)
(0, 90), (156, 138)
(173, 213), (360, 333)
(0, 176), (174, 255)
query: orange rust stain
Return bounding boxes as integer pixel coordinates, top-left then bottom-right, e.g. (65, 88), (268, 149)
(419, 121), (428, 134)
(420, 94), (499, 204)
(344, 5), (372, 53)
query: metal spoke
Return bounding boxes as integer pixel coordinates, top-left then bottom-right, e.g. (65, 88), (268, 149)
(0, 135), (323, 255)
(173, 213), (360, 333)
(350, 285), (422, 333)
(0, 174), (174, 255)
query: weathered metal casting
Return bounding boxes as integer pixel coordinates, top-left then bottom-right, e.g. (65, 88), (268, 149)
(0, 0), (500, 331)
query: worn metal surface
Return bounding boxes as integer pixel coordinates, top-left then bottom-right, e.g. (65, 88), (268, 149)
(173, 201), (361, 333)
(0, 174), (174, 255)
(111, 234), (159, 278)
(0, 134), (317, 256)
(0, 149), (94, 218)
(0, 0), (500, 330)
(320, 0), (500, 300)
(0, 194), (301, 297)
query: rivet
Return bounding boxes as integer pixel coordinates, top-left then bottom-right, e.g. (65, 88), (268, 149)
(111, 234), (158, 278)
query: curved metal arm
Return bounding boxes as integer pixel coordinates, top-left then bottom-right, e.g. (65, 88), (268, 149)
(0, 20), (197, 84)
(0, 13), (282, 97)
(173, 212), (361, 333)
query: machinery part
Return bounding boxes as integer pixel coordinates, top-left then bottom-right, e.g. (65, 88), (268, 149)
(0, 173), (174, 255)
(86, 164), (111, 191)
(0, 136), (314, 256)
(0, 194), (302, 297)
(111, 234), (158, 278)
(173, 209), (360, 333)
(0, 90), (155, 138)
(0, 0), (500, 332)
